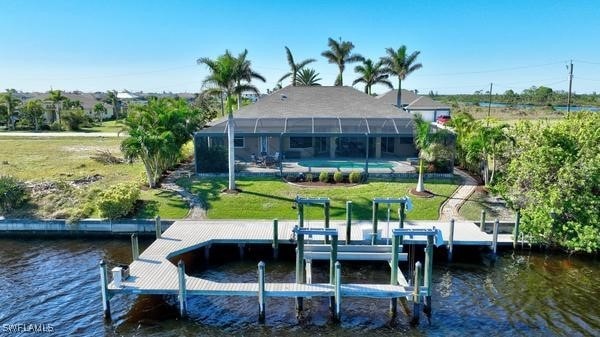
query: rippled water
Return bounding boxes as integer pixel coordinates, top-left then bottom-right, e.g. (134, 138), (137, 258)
(0, 238), (598, 336)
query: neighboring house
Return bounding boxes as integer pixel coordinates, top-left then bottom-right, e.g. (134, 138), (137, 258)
(377, 89), (450, 122)
(25, 92), (113, 123)
(194, 86), (452, 172)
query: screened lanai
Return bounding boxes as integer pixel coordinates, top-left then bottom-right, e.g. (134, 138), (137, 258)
(194, 117), (419, 173)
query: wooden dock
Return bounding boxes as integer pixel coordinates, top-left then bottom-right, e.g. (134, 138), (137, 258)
(102, 219), (515, 322)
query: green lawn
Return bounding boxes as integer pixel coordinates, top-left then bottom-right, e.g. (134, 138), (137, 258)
(459, 187), (515, 221)
(0, 136), (188, 219)
(80, 120), (125, 133)
(178, 177), (458, 220)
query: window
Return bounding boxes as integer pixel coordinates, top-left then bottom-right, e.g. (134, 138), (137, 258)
(289, 137), (312, 149)
(398, 137), (413, 144)
(381, 137), (395, 153)
(234, 136), (244, 148)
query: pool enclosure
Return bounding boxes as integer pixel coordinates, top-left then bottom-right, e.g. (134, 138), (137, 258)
(194, 117), (420, 173)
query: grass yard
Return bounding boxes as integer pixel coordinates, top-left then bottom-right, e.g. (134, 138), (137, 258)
(458, 187), (515, 221)
(81, 120), (125, 133)
(178, 177), (459, 220)
(0, 136), (188, 219)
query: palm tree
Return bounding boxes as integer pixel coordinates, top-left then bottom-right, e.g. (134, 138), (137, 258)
(381, 46), (422, 108)
(1, 89), (21, 130)
(93, 103), (107, 122)
(48, 89), (66, 128)
(197, 50), (240, 191)
(321, 37), (364, 86)
(352, 59), (392, 95)
(105, 90), (120, 120)
(233, 49), (266, 110)
(414, 115), (452, 192)
(21, 99), (45, 131)
(279, 46), (316, 86)
(296, 68), (322, 86)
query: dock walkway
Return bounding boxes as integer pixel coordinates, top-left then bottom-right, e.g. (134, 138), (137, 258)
(107, 219), (513, 295)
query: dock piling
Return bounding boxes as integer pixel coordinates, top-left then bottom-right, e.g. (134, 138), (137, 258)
(238, 243), (245, 260)
(177, 260), (187, 317)
(411, 261), (422, 326)
(513, 210), (521, 249)
(131, 233), (139, 261)
(371, 201), (379, 245)
(295, 231), (304, 315)
(399, 203), (406, 246)
(272, 219), (279, 259)
(324, 202), (330, 244)
(480, 210), (486, 232)
(423, 235), (433, 319)
(333, 261), (342, 322)
(492, 218), (499, 256)
(99, 260), (111, 320)
(155, 215), (161, 239)
(390, 233), (400, 316)
(345, 201), (352, 244)
(329, 235), (338, 313)
(448, 219), (455, 262)
(258, 261), (266, 323)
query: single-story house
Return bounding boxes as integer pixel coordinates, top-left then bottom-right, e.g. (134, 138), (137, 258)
(25, 92), (113, 123)
(194, 86), (453, 173)
(376, 89), (450, 122)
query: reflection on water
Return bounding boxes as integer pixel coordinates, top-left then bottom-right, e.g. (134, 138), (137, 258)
(0, 238), (598, 336)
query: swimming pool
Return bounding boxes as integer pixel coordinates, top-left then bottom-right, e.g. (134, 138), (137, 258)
(297, 159), (394, 169)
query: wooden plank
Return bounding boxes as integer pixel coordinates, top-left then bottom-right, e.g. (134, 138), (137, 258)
(304, 251), (408, 261)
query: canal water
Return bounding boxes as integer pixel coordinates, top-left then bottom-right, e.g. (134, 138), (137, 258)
(0, 238), (598, 336)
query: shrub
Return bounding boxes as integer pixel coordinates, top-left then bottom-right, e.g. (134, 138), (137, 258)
(0, 176), (28, 214)
(63, 109), (90, 131)
(349, 171), (362, 183)
(96, 183), (140, 219)
(50, 121), (62, 131)
(333, 171), (343, 183)
(319, 171), (329, 183)
(305, 173), (314, 182)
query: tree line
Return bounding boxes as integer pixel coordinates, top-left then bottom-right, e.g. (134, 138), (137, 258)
(449, 111), (599, 253)
(0, 89), (123, 131)
(436, 86), (600, 107)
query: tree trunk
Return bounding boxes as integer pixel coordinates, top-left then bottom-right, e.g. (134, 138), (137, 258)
(220, 95), (224, 116)
(143, 160), (156, 189)
(237, 93), (241, 110)
(416, 158), (425, 192)
(227, 112), (236, 191)
(489, 155), (496, 185)
(397, 78), (403, 108)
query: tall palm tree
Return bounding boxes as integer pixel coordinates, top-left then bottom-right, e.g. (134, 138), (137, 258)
(233, 49), (266, 110)
(321, 37), (364, 86)
(1, 89), (21, 130)
(48, 89), (66, 127)
(105, 90), (120, 120)
(352, 59), (392, 95)
(381, 46), (422, 108)
(279, 46), (316, 86)
(296, 68), (322, 86)
(197, 50), (240, 191)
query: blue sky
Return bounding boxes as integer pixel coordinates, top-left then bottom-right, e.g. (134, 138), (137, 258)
(1, 0), (599, 94)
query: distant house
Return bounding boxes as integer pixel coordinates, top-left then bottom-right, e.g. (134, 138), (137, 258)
(376, 89), (450, 122)
(25, 92), (113, 123)
(193, 86), (453, 172)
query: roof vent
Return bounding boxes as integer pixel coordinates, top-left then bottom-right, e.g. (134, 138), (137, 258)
(280, 94), (287, 100)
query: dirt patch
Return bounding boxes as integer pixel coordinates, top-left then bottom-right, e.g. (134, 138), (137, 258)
(71, 174), (103, 187)
(409, 188), (435, 198)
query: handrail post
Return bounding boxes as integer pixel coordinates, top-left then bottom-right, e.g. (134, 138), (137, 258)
(99, 260), (111, 320)
(155, 215), (161, 239)
(258, 261), (266, 323)
(480, 210), (486, 232)
(177, 260), (187, 317)
(131, 233), (139, 261)
(399, 202), (406, 246)
(298, 203), (304, 228)
(410, 261), (422, 326)
(334, 261), (342, 322)
(324, 202), (330, 244)
(345, 201), (352, 244)
(448, 218), (455, 262)
(371, 201), (379, 245)
(272, 219), (279, 259)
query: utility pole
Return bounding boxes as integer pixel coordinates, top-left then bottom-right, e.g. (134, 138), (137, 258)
(487, 82), (493, 125)
(567, 60), (573, 113)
